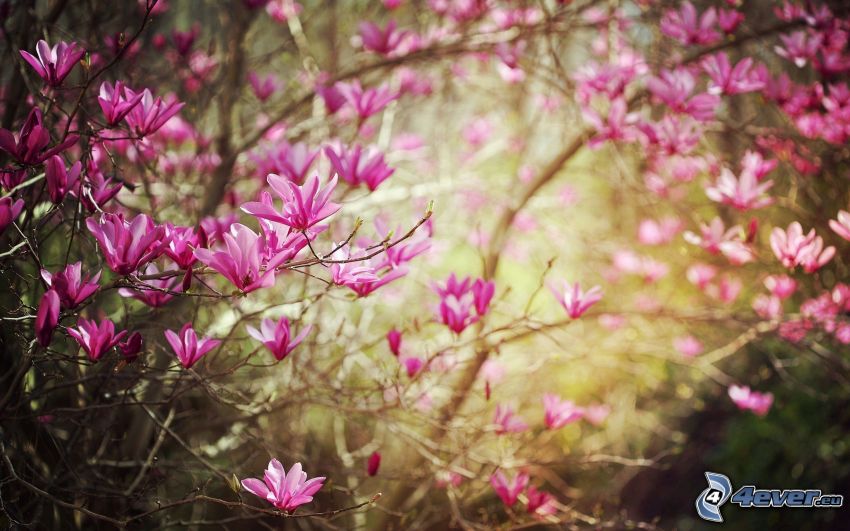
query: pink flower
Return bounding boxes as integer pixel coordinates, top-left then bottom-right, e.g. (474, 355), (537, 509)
(728, 385), (773, 416)
(660, 1), (720, 45)
(638, 216), (682, 245)
(98, 81), (144, 126)
(704, 167), (773, 211)
(119, 332), (144, 361)
(119, 263), (182, 307)
(246, 317), (311, 361)
(251, 141), (319, 184)
(770, 222), (835, 273)
(674, 335), (704, 358)
(829, 210), (850, 242)
(490, 470), (529, 507)
(41, 262), (101, 309)
(686, 263), (717, 290)
(526, 485), (558, 517)
(702, 53), (765, 95)
(543, 394), (583, 429)
(683, 217), (755, 265)
(583, 97), (640, 148)
(706, 275), (742, 303)
(20, 39), (85, 87)
(0, 107), (78, 166)
(45, 155), (81, 204)
(753, 294), (782, 320)
(86, 213), (166, 275)
(76, 163), (122, 212)
(193, 223), (289, 293)
(265, 0), (302, 23)
(493, 404), (528, 434)
(434, 274), (494, 333)
(582, 404), (611, 426)
(359, 20), (408, 55)
(163, 223), (202, 269)
(764, 275), (797, 299)
(775, 31), (822, 68)
(241, 459), (325, 512)
(367, 451), (381, 476)
(717, 9), (744, 33)
(400, 355), (424, 377)
(646, 68), (719, 121)
(550, 281), (602, 319)
(123, 87), (184, 137)
(242, 174), (340, 231)
(164, 323), (220, 368)
(386, 328), (402, 356)
(0, 197), (24, 234)
(335, 80), (398, 119)
(325, 144), (395, 191)
(67, 318), (128, 361)
(35, 290), (60, 348)
(248, 71), (283, 102)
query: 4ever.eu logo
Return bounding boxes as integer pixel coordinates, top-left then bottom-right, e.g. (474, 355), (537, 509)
(695, 471), (844, 523)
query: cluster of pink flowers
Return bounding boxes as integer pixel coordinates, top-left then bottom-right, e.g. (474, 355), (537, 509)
(490, 470), (557, 517)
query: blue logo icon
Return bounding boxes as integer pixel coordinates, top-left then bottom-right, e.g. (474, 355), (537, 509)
(696, 471), (844, 522)
(696, 472), (733, 522)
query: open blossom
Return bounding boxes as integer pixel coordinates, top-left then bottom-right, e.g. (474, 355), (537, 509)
(717, 8), (744, 33)
(728, 385), (773, 416)
(705, 167), (774, 211)
(764, 275), (797, 299)
(35, 290), (60, 348)
(638, 216), (682, 245)
(164, 323), (220, 368)
(20, 39), (85, 87)
(41, 262), (101, 309)
(684, 217), (755, 265)
(550, 281), (602, 319)
(583, 97), (640, 148)
(246, 316), (311, 361)
(543, 394), (584, 429)
(86, 213), (166, 275)
(193, 223), (288, 293)
(0, 107), (79, 167)
(702, 53), (765, 95)
(241, 459), (325, 512)
(123, 87), (184, 137)
(775, 31), (822, 68)
(325, 144), (395, 191)
(98, 81), (144, 125)
(493, 404), (528, 435)
(0, 197), (24, 234)
(163, 223), (201, 269)
(359, 20), (408, 55)
(660, 1), (720, 46)
(119, 263), (182, 307)
(770, 222), (835, 273)
(335, 80), (398, 119)
(76, 162), (123, 212)
(242, 174), (340, 230)
(45, 156), (81, 204)
(829, 210), (850, 241)
(252, 141), (319, 184)
(686, 263), (717, 290)
(490, 470), (529, 507)
(434, 274), (495, 333)
(67, 318), (128, 361)
(526, 486), (558, 517)
(646, 68), (719, 121)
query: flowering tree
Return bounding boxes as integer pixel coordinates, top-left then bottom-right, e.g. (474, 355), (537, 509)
(1, 0), (849, 529)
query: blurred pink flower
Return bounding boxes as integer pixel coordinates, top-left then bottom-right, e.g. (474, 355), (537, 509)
(247, 317), (311, 361)
(367, 451), (381, 476)
(490, 470), (529, 507)
(660, 1), (720, 45)
(387, 328), (402, 356)
(68, 318), (128, 361)
(764, 275), (797, 299)
(123, 88), (184, 137)
(674, 335), (704, 358)
(829, 210), (850, 241)
(705, 167), (773, 211)
(550, 281), (602, 319)
(543, 394), (583, 429)
(770, 222), (835, 273)
(702, 53), (765, 95)
(325, 144), (395, 191)
(728, 385), (773, 416)
(526, 485), (558, 517)
(335, 80), (397, 119)
(493, 404), (528, 434)
(98, 81), (144, 125)
(0, 197), (24, 234)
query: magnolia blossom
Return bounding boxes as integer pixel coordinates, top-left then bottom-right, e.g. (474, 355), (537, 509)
(434, 274), (495, 333)
(705, 167), (774, 211)
(86, 213), (166, 275)
(123, 87), (184, 137)
(0, 107), (78, 167)
(41, 262), (101, 309)
(359, 20), (408, 55)
(526, 486), (558, 517)
(194, 223), (289, 293)
(67, 318), (128, 361)
(35, 290), (60, 348)
(325, 144), (395, 191)
(119, 263), (182, 307)
(660, 1), (720, 46)
(728, 385), (773, 416)
(164, 323), (220, 368)
(829, 210), (850, 242)
(550, 281), (602, 319)
(45, 156), (81, 204)
(242, 174), (340, 230)
(764, 275), (797, 299)
(367, 451), (381, 476)
(770, 222), (835, 273)
(98, 81), (144, 125)
(674, 335), (704, 358)
(702, 53), (765, 95)
(386, 328), (402, 356)
(493, 404), (528, 434)
(683, 217), (755, 265)
(543, 394), (583, 429)
(335, 80), (398, 119)
(246, 317), (311, 361)
(490, 470), (529, 507)
(20, 39), (85, 87)
(241, 459), (325, 512)
(0, 198), (24, 235)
